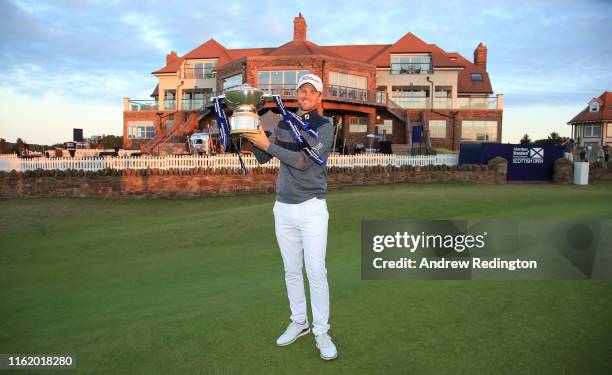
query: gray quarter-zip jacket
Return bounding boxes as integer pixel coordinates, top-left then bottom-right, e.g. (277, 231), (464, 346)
(251, 109), (334, 204)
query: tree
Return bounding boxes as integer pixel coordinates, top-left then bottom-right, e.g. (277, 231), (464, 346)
(533, 132), (568, 145)
(100, 135), (123, 149)
(15, 138), (25, 155)
(548, 132), (565, 145)
(0, 138), (7, 153)
(520, 134), (531, 144)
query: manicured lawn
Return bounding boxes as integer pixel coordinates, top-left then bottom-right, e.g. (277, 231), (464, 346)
(1, 181), (611, 374)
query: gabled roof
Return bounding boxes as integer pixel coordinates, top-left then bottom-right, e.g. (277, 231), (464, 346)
(227, 47), (273, 59)
(182, 38), (234, 64)
(261, 39), (342, 58)
(568, 91), (612, 124)
(448, 53), (493, 94)
(152, 38), (235, 74)
(152, 56), (183, 74)
(322, 44), (388, 63)
(149, 31), (494, 94)
(366, 33), (463, 68)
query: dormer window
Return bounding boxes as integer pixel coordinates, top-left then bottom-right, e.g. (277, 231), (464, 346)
(470, 73), (483, 81)
(589, 99), (599, 112)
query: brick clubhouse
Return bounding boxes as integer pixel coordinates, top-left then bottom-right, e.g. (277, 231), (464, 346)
(123, 14), (503, 155)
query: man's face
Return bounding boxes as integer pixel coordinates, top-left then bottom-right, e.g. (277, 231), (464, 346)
(297, 83), (322, 112)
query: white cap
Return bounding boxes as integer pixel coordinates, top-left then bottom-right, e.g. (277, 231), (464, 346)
(296, 73), (323, 92)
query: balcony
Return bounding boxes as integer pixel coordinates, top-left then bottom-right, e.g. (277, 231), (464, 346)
(389, 96), (429, 109)
(433, 98), (452, 109)
(386, 95), (499, 110)
(181, 97), (212, 111)
(258, 84), (379, 106)
(457, 97), (498, 110)
(164, 100), (177, 110)
(258, 84), (297, 97)
(182, 68), (216, 79)
(325, 84), (370, 103)
(128, 100), (158, 111)
(390, 63), (432, 75)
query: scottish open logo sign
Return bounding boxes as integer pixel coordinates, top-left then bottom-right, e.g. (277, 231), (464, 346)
(479, 143), (563, 180)
(529, 147), (544, 159)
(512, 146), (544, 164)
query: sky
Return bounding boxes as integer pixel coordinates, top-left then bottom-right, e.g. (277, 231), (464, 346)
(1, 0), (611, 145)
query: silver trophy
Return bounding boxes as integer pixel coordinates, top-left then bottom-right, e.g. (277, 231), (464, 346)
(221, 84), (267, 135)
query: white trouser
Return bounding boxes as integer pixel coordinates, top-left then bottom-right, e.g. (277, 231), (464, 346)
(273, 197), (330, 336)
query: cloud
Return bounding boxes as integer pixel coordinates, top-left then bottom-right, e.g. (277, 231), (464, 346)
(121, 13), (172, 54)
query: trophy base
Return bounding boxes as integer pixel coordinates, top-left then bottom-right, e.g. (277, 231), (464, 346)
(230, 112), (260, 136)
(230, 128), (259, 136)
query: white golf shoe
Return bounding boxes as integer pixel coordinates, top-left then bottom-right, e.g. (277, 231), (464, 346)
(276, 321), (310, 346)
(315, 333), (338, 360)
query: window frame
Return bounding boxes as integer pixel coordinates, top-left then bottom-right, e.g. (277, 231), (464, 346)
(461, 120), (498, 142)
(428, 120), (447, 138)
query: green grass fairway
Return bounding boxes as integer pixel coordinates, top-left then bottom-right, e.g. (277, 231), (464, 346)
(1, 181), (612, 374)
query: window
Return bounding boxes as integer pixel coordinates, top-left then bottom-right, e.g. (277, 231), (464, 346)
(164, 90), (176, 110)
(471, 73), (483, 81)
(223, 73), (243, 90)
(461, 121), (497, 141)
(428, 120), (446, 138)
(191, 61), (216, 78)
(584, 124), (601, 137)
(390, 86), (429, 108)
(349, 116), (368, 133)
(257, 70), (308, 95)
(328, 71), (368, 100)
(258, 70), (308, 87)
(377, 119), (393, 135)
(328, 72), (367, 89)
(589, 100), (599, 112)
(128, 121), (155, 139)
(390, 55), (432, 74)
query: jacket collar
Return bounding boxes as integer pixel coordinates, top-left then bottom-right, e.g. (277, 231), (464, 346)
(298, 108), (320, 121)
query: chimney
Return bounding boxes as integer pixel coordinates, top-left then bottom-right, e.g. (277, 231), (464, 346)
(473, 42), (487, 69)
(166, 50), (179, 65)
(293, 13), (307, 41)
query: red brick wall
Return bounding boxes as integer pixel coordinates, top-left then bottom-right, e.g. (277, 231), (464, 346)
(123, 111), (162, 149)
(0, 164), (504, 199)
(242, 55), (377, 93)
(404, 109), (503, 151)
(589, 161), (612, 180)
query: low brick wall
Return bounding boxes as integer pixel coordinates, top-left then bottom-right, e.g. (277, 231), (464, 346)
(0, 164), (504, 199)
(589, 161), (612, 180)
(554, 158), (573, 184)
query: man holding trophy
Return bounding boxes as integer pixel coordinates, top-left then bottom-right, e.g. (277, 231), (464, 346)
(242, 74), (338, 361)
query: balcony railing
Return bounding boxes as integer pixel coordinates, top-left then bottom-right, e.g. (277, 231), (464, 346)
(389, 96), (429, 109)
(433, 98), (452, 109)
(390, 63), (432, 75)
(129, 100), (158, 111)
(457, 97), (498, 110)
(182, 68), (216, 79)
(258, 84), (297, 96)
(325, 84), (370, 103)
(258, 84), (378, 105)
(181, 97), (212, 111)
(164, 100), (176, 110)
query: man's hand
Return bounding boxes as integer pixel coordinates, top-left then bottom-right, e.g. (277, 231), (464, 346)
(241, 126), (270, 151)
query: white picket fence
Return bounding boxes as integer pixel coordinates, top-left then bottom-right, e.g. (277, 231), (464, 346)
(0, 153), (458, 172)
